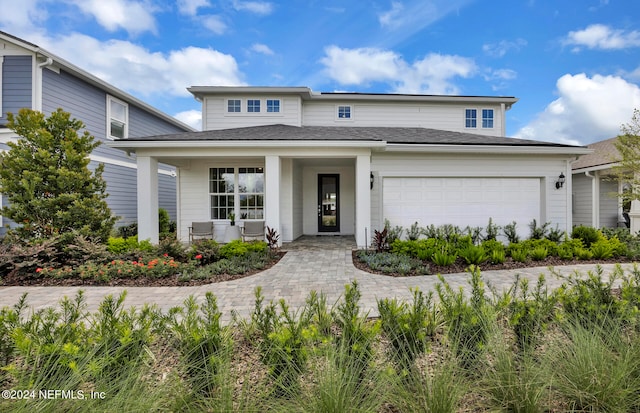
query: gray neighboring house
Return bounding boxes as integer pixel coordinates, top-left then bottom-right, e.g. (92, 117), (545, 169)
(0, 31), (195, 235)
(571, 137), (625, 229)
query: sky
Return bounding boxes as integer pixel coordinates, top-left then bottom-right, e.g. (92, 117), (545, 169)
(1, 0), (639, 145)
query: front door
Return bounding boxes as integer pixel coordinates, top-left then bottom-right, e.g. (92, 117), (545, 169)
(318, 174), (340, 232)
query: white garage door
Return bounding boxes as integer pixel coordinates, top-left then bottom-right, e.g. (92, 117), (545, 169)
(383, 177), (540, 234)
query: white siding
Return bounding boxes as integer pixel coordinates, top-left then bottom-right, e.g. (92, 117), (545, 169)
(371, 152), (570, 236)
(203, 95), (302, 130)
(302, 101), (505, 136)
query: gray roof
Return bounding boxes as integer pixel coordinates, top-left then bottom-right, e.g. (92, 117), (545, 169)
(122, 124), (580, 147)
(572, 136), (620, 170)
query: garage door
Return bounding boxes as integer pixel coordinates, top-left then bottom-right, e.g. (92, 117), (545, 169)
(383, 177), (540, 235)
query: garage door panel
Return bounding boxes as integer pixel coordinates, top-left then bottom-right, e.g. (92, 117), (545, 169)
(383, 177), (540, 238)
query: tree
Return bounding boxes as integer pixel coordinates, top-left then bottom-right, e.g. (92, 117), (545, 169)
(614, 109), (640, 206)
(0, 108), (116, 242)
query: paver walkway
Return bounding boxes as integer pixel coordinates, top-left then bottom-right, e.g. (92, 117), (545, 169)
(0, 236), (636, 323)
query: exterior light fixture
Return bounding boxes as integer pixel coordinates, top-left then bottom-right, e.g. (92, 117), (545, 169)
(555, 172), (566, 189)
(370, 172), (374, 189)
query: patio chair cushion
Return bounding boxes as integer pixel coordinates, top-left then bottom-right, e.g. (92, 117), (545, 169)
(189, 221), (215, 242)
(241, 221), (265, 241)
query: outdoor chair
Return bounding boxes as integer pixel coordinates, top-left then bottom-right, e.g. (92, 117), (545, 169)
(241, 220), (265, 242)
(189, 221), (215, 244)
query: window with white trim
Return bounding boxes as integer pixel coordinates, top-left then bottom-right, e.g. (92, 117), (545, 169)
(465, 109), (477, 128)
(209, 167), (264, 220)
(482, 109), (494, 128)
(337, 105), (351, 119)
(227, 99), (241, 113)
(266, 99), (280, 113)
(107, 95), (128, 139)
(209, 168), (235, 220)
(247, 99), (261, 113)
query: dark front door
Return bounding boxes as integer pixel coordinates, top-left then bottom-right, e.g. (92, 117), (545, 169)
(318, 174), (340, 232)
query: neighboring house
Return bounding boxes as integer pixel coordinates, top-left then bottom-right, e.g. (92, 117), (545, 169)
(110, 86), (591, 247)
(0, 31), (195, 235)
(572, 137), (626, 230)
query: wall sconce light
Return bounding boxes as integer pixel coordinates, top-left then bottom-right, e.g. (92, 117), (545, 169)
(370, 172), (374, 190)
(555, 172), (566, 189)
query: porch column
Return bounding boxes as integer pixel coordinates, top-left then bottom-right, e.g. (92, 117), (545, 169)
(355, 154), (371, 248)
(265, 155), (281, 245)
(137, 156), (159, 244)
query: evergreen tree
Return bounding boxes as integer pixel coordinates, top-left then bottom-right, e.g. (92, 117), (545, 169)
(0, 108), (115, 242)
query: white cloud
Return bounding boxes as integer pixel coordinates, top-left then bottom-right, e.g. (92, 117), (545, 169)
(320, 46), (476, 94)
(174, 110), (202, 130)
(251, 43), (274, 55)
(563, 24), (640, 51)
(378, 1), (404, 28)
(482, 38), (527, 58)
(68, 0), (157, 35)
(177, 0), (210, 16)
(0, 0), (47, 32)
(515, 73), (640, 145)
(37, 33), (245, 97)
(201, 15), (227, 34)
(232, 0), (273, 15)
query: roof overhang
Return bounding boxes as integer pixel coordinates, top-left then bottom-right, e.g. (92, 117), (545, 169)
(383, 143), (592, 155)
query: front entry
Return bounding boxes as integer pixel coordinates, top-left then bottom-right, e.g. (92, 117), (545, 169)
(318, 174), (340, 232)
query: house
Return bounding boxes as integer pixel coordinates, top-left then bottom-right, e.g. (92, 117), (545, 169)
(109, 86), (591, 247)
(0, 31), (195, 235)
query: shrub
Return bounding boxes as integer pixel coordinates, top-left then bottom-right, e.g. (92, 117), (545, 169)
(167, 293), (231, 396)
(384, 219), (403, 244)
(590, 239), (614, 260)
(490, 249), (506, 264)
(571, 225), (601, 248)
(436, 266), (493, 369)
(158, 208), (171, 237)
(530, 246), (548, 261)
(509, 246), (529, 263)
(154, 236), (187, 261)
(546, 225), (565, 242)
(575, 247), (594, 260)
(528, 219), (549, 240)
(431, 250), (457, 267)
(189, 239), (220, 265)
(485, 218), (500, 241)
(458, 244), (488, 265)
(407, 221), (421, 241)
(378, 288), (437, 373)
(503, 221), (520, 244)
(372, 227), (390, 252)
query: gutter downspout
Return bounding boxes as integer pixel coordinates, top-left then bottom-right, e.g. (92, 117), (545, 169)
(585, 171), (599, 228)
(34, 55), (54, 111)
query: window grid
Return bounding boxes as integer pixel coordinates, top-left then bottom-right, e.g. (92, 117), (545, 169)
(482, 109), (494, 128)
(227, 99), (241, 113)
(465, 109), (477, 128)
(239, 167), (264, 220)
(338, 105), (351, 119)
(267, 99), (280, 113)
(247, 99), (261, 113)
(209, 168), (235, 220)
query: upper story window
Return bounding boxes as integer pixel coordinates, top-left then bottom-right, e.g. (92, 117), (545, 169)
(107, 95), (128, 139)
(465, 109), (477, 128)
(266, 99), (280, 113)
(482, 109), (494, 128)
(247, 99), (261, 113)
(227, 99), (241, 113)
(337, 105), (351, 119)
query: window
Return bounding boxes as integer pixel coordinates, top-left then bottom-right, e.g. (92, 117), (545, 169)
(337, 105), (351, 119)
(209, 168), (235, 220)
(209, 167), (264, 220)
(465, 109), (477, 128)
(227, 99), (241, 113)
(238, 167), (264, 219)
(107, 96), (128, 139)
(247, 99), (261, 113)
(267, 99), (280, 113)
(482, 109), (494, 128)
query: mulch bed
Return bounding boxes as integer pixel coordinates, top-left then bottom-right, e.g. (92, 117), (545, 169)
(0, 252), (286, 287)
(351, 250), (635, 277)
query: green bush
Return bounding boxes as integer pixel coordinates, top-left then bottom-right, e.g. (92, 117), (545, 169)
(158, 208), (171, 237)
(490, 249), (506, 264)
(432, 250), (457, 266)
(590, 239), (614, 260)
(458, 244), (488, 265)
(189, 239), (220, 265)
(220, 240), (267, 259)
(503, 221), (520, 244)
(571, 225), (601, 248)
(530, 246), (548, 261)
(509, 246), (529, 263)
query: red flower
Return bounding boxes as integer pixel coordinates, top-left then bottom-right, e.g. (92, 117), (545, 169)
(163, 253), (169, 257)
(195, 254), (203, 259)
(36, 268), (43, 273)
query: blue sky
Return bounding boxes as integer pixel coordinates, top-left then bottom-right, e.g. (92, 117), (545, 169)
(1, 0), (639, 145)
